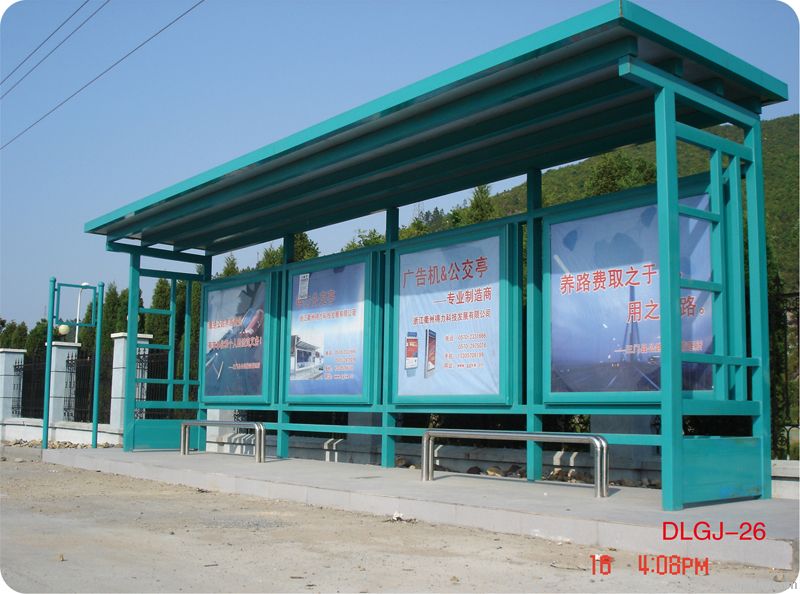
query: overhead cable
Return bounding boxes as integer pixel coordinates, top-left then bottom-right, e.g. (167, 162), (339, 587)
(1, 0), (113, 100)
(1, 0), (92, 85)
(1, 0), (207, 151)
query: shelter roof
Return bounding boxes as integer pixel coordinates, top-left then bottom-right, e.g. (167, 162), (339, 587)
(85, 0), (787, 256)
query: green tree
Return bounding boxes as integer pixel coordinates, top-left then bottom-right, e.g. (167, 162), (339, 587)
(464, 184), (495, 224)
(256, 233), (320, 268)
(145, 278), (171, 345)
(24, 319), (49, 357)
(219, 254), (239, 278)
(583, 152), (656, 196)
(294, 232), (320, 261)
(0, 320), (28, 349)
(117, 289), (144, 335)
(341, 228), (385, 251)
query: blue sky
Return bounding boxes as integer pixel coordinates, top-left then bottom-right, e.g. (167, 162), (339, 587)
(1, 0), (797, 326)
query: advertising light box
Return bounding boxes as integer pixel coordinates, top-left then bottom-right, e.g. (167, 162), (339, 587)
(548, 198), (713, 394)
(288, 262), (366, 397)
(203, 281), (267, 398)
(396, 236), (501, 399)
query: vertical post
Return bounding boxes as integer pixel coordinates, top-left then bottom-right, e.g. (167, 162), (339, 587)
(41, 277), (57, 449)
(123, 255), (141, 451)
(193, 257), (212, 448)
(276, 410), (290, 458)
(283, 234), (295, 265)
(744, 121), (771, 498)
(526, 169), (543, 482)
(167, 279), (176, 401)
(726, 157), (747, 400)
(654, 88), (684, 510)
(277, 239), (293, 458)
(709, 151), (729, 399)
(381, 207), (399, 468)
(91, 283), (105, 448)
(182, 281), (192, 402)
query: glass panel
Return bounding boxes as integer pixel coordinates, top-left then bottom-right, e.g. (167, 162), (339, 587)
(681, 289), (714, 391)
(679, 216), (712, 281)
(679, 193), (710, 211)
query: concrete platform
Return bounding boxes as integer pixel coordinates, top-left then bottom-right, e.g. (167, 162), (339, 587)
(42, 448), (798, 571)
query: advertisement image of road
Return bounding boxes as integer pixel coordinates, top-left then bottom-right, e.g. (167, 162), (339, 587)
(550, 200), (713, 393)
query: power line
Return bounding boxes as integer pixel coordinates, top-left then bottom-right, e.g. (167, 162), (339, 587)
(0, 0), (92, 85)
(1, 0), (112, 100)
(1, 0), (207, 151)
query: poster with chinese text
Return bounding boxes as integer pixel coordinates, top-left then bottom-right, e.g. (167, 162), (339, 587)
(397, 236), (501, 397)
(288, 263), (365, 396)
(204, 281), (266, 397)
(549, 197), (712, 393)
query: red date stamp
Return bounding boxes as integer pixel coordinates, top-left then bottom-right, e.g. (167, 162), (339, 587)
(638, 554), (710, 576)
(590, 554), (710, 576)
(662, 521), (766, 541)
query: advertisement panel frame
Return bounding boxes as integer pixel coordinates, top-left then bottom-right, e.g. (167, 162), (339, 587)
(199, 269), (273, 405)
(541, 175), (715, 406)
(390, 224), (521, 407)
(282, 252), (378, 405)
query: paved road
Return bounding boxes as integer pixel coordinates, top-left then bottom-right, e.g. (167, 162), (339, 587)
(0, 447), (794, 593)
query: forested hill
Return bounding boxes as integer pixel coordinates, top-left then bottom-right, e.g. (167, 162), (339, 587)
(490, 115), (798, 291)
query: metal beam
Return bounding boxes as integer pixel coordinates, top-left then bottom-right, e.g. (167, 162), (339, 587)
(106, 240), (211, 266)
(618, 56), (759, 128)
(675, 122), (752, 161)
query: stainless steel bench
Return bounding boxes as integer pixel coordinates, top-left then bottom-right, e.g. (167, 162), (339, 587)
(180, 420), (265, 463)
(421, 429), (609, 498)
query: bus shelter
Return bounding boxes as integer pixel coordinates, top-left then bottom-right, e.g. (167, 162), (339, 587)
(85, 1), (787, 511)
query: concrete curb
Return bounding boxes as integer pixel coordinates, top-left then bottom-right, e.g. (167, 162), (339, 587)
(42, 449), (798, 571)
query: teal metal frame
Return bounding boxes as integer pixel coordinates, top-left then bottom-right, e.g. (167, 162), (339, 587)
(86, 1), (784, 511)
(123, 254), (210, 451)
(41, 278), (105, 449)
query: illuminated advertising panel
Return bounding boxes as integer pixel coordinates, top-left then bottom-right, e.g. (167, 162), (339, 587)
(204, 281), (266, 397)
(397, 236), (501, 397)
(288, 263), (366, 396)
(549, 198), (713, 393)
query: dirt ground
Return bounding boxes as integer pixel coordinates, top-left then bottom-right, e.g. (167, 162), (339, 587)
(0, 448), (796, 593)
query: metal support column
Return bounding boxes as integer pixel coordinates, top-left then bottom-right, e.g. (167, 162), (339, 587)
(41, 277), (57, 449)
(381, 206), (399, 468)
(745, 121), (772, 497)
(654, 87), (684, 510)
(526, 169), (544, 482)
(91, 282), (105, 447)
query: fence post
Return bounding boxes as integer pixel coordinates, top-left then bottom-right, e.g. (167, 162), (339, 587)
(0, 349), (26, 423)
(48, 342), (81, 426)
(109, 333), (152, 434)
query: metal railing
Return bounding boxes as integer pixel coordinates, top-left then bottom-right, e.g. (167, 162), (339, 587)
(180, 420), (265, 463)
(421, 429), (610, 498)
(12, 356), (45, 419)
